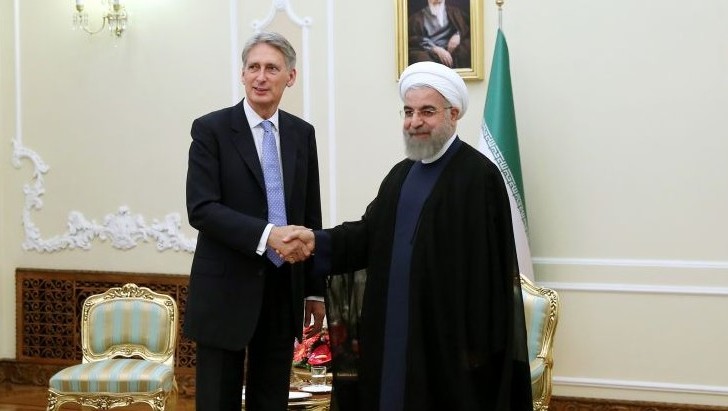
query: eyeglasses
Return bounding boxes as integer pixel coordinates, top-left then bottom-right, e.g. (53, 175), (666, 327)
(400, 106), (452, 119)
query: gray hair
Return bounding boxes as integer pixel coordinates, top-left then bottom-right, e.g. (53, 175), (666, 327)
(241, 32), (297, 70)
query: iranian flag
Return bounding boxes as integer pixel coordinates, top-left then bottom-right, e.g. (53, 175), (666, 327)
(479, 29), (534, 280)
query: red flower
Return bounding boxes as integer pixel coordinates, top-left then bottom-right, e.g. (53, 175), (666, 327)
(307, 343), (331, 365)
(293, 327), (331, 368)
(293, 340), (309, 363)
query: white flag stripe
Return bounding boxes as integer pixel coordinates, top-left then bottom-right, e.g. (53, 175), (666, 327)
(479, 124), (534, 280)
(481, 123), (528, 230)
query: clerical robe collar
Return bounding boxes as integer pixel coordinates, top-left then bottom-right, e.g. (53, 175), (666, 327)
(421, 133), (458, 164)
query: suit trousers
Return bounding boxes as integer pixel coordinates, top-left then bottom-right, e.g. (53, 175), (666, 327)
(195, 263), (295, 411)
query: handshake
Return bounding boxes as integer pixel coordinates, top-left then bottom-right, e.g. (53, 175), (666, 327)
(268, 225), (316, 264)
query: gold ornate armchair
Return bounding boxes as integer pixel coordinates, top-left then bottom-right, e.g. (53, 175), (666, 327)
(47, 283), (178, 411)
(520, 275), (560, 411)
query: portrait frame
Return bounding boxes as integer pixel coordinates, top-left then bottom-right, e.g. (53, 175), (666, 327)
(396, 0), (483, 81)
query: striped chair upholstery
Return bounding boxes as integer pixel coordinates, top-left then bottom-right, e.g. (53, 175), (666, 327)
(47, 283), (178, 411)
(521, 275), (560, 411)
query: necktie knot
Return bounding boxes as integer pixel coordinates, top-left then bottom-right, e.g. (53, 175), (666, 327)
(261, 120), (273, 133)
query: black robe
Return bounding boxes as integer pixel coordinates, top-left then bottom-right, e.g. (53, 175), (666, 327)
(320, 139), (532, 411)
(408, 5), (471, 68)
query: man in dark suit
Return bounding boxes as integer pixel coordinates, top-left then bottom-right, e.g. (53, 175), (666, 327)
(184, 32), (324, 411)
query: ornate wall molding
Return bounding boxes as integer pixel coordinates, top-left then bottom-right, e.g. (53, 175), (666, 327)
(9, 0), (196, 253)
(251, 0), (313, 122)
(534, 257), (728, 296)
(324, 0), (337, 226)
(10, 139), (196, 253)
(538, 281), (728, 297)
(246, 0), (340, 226)
(9, 0), (337, 253)
(534, 257), (728, 270)
(252, 0), (313, 32)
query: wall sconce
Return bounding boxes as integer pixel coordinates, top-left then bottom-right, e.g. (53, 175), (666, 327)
(72, 0), (128, 38)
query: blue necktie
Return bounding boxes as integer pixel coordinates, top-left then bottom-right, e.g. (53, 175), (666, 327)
(261, 120), (287, 266)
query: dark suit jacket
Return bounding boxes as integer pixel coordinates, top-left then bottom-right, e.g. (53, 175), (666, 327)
(184, 99), (323, 351)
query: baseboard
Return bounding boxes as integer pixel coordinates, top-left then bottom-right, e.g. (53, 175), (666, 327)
(554, 376), (728, 396)
(550, 396), (728, 410)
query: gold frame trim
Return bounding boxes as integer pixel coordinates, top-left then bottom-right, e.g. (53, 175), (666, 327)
(47, 283), (179, 411)
(81, 283), (178, 367)
(395, 0), (484, 80)
(47, 387), (173, 411)
(521, 275), (560, 411)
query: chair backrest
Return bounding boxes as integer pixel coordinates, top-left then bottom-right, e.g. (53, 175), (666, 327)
(520, 275), (559, 364)
(81, 283), (178, 367)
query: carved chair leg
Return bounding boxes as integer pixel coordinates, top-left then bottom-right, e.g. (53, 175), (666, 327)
(46, 390), (60, 411)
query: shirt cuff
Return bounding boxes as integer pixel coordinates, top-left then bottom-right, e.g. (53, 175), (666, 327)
(257, 223), (274, 255)
(305, 296), (325, 302)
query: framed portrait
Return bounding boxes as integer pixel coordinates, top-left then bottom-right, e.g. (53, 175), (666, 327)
(396, 0), (483, 81)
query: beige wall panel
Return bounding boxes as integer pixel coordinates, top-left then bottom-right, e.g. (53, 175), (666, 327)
(552, 287), (728, 406)
(506, 0), (728, 261)
(1, 0), (727, 407)
(0, 0), (14, 360)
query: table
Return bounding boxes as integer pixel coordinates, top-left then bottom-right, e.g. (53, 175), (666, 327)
(241, 368), (332, 410)
(241, 390), (330, 411)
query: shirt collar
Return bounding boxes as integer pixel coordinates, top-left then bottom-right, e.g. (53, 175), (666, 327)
(421, 133), (458, 164)
(243, 98), (280, 130)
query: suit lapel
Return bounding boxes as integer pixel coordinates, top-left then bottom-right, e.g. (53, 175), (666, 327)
(229, 101), (300, 211)
(278, 111), (298, 210)
(229, 100), (265, 190)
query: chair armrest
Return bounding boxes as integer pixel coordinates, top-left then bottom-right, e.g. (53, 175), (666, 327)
(529, 357), (545, 383)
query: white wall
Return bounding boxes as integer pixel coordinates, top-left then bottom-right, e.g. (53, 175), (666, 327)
(1, 0), (727, 407)
(506, 1), (728, 406)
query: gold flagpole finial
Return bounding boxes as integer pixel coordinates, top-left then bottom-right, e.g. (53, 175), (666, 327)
(496, 0), (504, 9)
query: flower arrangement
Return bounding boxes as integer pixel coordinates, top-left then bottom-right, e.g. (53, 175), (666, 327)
(293, 326), (331, 370)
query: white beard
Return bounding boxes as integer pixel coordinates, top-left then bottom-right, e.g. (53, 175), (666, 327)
(428, 2), (446, 26)
(402, 122), (454, 161)
(403, 134), (442, 161)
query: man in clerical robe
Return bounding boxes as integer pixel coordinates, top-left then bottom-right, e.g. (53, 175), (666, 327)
(408, 0), (471, 68)
(282, 62), (532, 411)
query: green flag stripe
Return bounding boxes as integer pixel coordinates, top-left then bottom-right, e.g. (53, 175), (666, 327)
(483, 29), (527, 228)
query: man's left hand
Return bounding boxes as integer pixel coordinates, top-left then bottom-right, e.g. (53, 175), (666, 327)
(304, 300), (325, 338)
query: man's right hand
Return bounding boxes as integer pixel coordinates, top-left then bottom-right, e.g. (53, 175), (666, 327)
(268, 225), (313, 263)
(280, 227), (316, 263)
(447, 33), (461, 54)
(432, 46), (454, 67)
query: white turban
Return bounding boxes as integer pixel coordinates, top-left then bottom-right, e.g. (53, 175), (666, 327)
(399, 61), (469, 119)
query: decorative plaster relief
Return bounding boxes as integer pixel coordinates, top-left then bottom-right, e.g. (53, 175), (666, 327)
(11, 140), (197, 253)
(10, 0), (318, 254)
(252, 0), (312, 30)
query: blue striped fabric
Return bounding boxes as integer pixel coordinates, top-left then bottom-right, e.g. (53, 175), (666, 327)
(88, 300), (169, 355)
(522, 291), (547, 363)
(530, 359), (545, 383)
(49, 358), (174, 393)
